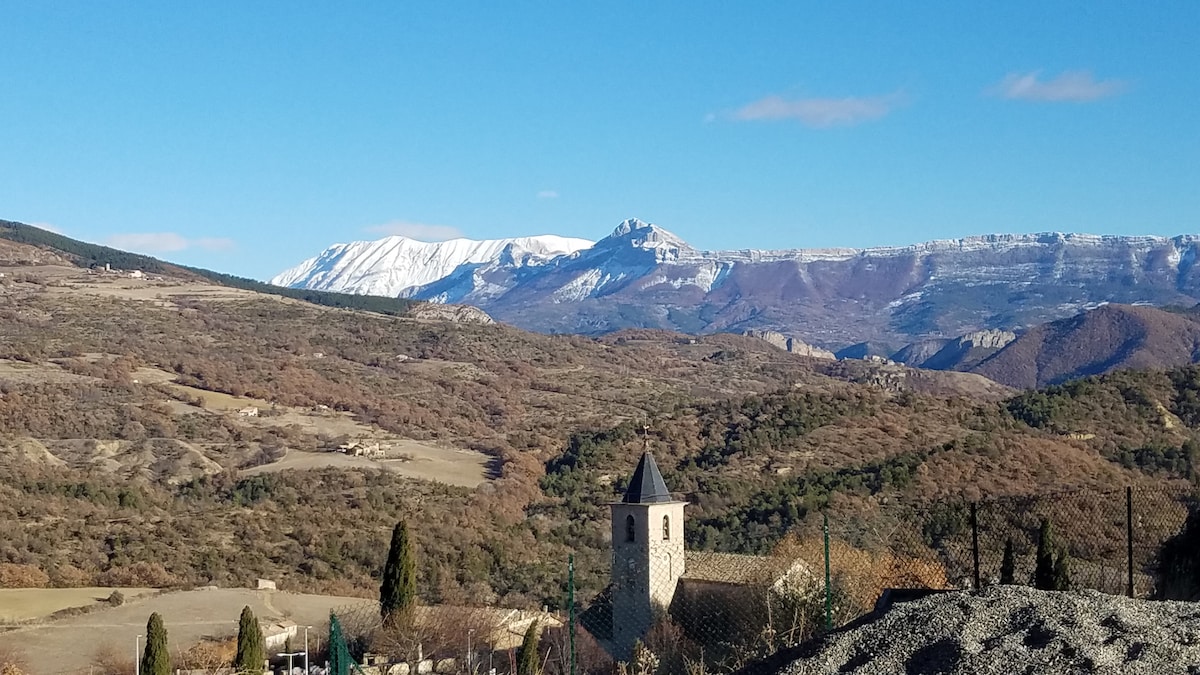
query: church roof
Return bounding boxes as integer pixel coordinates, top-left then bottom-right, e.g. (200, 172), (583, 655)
(622, 451), (674, 504)
(682, 551), (812, 587)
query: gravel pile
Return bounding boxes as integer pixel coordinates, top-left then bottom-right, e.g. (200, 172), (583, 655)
(782, 585), (1200, 675)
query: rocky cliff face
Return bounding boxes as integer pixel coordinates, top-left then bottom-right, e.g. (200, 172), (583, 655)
(276, 219), (1200, 347)
(742, 330), (836, 359)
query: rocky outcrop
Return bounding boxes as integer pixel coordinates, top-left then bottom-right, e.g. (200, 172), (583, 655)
(407, 303), (495, 325)
(920, 330), (1018, 371)
(742, 330), (836, 359)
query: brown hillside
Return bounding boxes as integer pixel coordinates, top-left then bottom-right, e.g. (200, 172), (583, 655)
(971, 304), (1200, 389)
(2, 246), (1197, 612)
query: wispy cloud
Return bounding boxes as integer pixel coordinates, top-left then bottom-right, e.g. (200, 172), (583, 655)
(104, 232), (234, 253)
(728, 91), (906, 128)
(989, 70), (1127, 102)
(364, 221), (465, 241)
(537, 190), (559, 199)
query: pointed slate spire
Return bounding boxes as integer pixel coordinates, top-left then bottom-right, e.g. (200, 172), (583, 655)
(622, 451), (673, 504)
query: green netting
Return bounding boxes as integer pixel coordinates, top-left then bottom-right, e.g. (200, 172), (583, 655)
(328, 613), (365, 675)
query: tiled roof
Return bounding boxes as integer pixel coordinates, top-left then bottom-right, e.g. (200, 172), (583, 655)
(682, 550), (810, 587)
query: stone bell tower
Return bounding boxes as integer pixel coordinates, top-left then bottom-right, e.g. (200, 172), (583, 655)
(610, 450), (686, 660)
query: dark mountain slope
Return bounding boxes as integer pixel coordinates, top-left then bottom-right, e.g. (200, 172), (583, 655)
(0, 219), (420, 316)
(971, 304), (1200, 389)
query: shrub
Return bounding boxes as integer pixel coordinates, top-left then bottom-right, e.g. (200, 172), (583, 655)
(0, 564), (49, 588)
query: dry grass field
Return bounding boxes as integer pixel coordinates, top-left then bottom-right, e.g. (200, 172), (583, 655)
(241, 443), (492, 487)
(0, 587), (156, 623)
(0, 588), (363, 675)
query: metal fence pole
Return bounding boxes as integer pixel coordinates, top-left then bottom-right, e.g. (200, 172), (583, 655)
(823, 512), (832, 631)
(971, 501), (981, 591)
(1126, 486), (1134, 598)
(568, 554), (576, 675)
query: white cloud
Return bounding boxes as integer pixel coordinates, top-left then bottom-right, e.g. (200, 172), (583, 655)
(989, 70), (1127, 102)
(104, 232), (234, 253)
(364, 221), (465, 241)
(729, 91), (906, 128)
(537, 190), (559, 199)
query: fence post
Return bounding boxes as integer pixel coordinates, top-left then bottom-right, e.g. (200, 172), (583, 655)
(971, 501), (981, 591)
(568, 554), (576, 675)
(823, 512), (832, 631)
(1126, 486), (1134, 598)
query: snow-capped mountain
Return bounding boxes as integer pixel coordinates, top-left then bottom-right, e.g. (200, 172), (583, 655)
(271, 233), (593, 298)
(273, 218), (1200, 347)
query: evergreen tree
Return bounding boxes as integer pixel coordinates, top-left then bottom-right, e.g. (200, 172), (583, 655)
(235, 605), (265, 675)
(516, 620), (540, 675)
(140, 612), (170, 675)
(380, 520), (417, 625)
(1033, 519), (1057, 590)
(1052, 550), (1072, 591)
(1155, 507), (1200, 600)
(1000, 537), (1016, 585)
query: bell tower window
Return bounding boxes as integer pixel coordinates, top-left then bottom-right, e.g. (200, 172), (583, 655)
(625, 514), (636, 542)
(663, 515), (671, 541)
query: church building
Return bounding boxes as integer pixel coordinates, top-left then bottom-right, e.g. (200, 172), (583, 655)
(606, 451), (814, 660)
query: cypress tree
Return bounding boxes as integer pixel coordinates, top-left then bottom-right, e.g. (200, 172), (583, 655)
(999, 537), (1016, 585)
(1052, 550), (1072, 591)
(1033, 519), (1057, 590)
(516, 620), (540, 675)
(140, 612), (170, 675)
(380, 520), (417, 625)
(235, 605), (265, 675)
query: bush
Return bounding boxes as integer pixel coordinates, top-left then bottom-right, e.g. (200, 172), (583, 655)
(98, 562), (180, 588)
(1155, 507), (1200, 600)
(0, 564), (49, 588)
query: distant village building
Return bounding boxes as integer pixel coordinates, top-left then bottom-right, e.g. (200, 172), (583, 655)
(600, 451), (815, 659)
(128, 270), (145, 279)
(256, 578), (277, 590)
(336, 440), (385, 458)
(263, 619), (298, 649)
(238, 407), (259, 417)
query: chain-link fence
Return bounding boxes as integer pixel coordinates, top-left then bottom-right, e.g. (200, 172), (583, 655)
(307, 485), (1199, 675)
(816, 485), (1200, 632)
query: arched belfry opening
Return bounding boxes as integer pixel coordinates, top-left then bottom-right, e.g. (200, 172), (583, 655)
(626, 514), (636, 542)
(663, 515), (671, 540)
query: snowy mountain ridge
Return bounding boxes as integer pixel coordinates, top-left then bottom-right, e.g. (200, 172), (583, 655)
(272, 218), (1200, 346)
(270, 233), (593, 298)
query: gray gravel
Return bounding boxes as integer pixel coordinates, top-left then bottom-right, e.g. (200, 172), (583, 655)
(783, 585), (1200, 675)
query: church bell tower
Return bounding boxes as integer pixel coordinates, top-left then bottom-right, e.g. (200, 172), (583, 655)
(610, 450), (686, 659)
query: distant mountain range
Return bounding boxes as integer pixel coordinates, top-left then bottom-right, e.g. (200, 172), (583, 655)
(7, 216), (1200, 391)
(274, 219), (1200, 348)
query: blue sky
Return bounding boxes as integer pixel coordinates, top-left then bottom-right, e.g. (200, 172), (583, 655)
(1, 2), (1197, 279)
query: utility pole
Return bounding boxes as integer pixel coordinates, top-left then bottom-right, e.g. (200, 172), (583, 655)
(278, 651), (305, 675)
(467, 629), (474, 675)
(304, 627), (312, 674)
(135, 634), (143, 675)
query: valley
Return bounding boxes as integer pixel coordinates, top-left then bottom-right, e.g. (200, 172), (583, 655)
(5, 224), (1200, 671)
